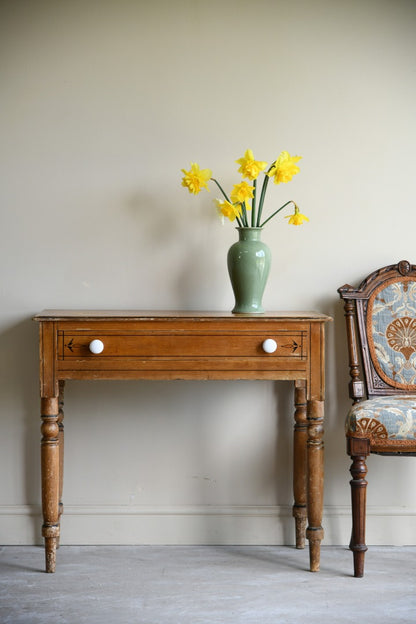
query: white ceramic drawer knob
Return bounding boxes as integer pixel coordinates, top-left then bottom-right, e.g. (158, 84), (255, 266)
(262, 338), (277, 354)
(89, 339), (104, 354)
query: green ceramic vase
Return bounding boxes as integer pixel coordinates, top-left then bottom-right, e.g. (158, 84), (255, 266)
(227, 227), (271, 314)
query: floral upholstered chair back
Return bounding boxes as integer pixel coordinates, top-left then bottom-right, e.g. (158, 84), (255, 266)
(339, 260), (416, 400)
(368, 275), (416, 392)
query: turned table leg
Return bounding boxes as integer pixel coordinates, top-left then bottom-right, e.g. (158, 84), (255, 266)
(306, 399), (324, 572)
(57, 381), (65, 546)
(292, 380), (307, 549)
(41, 397), (60, 573)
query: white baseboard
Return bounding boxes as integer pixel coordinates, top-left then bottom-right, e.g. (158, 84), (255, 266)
(1, 504), (416, 546)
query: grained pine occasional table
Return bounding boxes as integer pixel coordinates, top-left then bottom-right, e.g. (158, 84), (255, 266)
(34, 310), (331, 573)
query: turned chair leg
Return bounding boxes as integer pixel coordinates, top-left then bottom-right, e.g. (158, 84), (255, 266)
(347, 437), (370, 577)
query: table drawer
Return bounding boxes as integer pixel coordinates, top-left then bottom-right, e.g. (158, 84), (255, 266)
(58, 331), (306, 360)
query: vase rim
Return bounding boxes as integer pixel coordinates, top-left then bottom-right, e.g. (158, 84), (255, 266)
(235, 226), (263, 230)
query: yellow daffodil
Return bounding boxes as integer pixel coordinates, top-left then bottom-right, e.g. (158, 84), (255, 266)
(267, 151), (302, 185)
(236, 149), (268, 180)
(230, 181), (255, 207)
(181, 163), (212, 194)
(181, 150), (306, 229)
(285, 204), (309, 225)
(216, 199), (242, 222)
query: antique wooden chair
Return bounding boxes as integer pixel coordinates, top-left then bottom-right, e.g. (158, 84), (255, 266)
(338, 260), (416, 577)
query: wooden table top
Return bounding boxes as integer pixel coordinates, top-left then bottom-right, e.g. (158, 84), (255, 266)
(34, 310), (332, 322)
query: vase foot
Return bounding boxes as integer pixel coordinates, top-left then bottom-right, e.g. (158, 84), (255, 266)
(232, 308), (265, 314)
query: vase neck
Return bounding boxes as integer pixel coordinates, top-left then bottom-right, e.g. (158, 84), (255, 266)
(236, 227), (263, 241)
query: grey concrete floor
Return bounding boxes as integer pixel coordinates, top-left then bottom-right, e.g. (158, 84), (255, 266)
(1, 545), (416, 623)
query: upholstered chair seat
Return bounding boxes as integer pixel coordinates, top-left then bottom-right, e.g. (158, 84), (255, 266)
(346, 395), (416, 447)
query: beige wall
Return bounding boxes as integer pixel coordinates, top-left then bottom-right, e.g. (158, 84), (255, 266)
(1, 0), (416, 547)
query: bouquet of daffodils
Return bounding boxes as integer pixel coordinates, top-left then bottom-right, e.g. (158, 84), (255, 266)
(181, 149), (308, 228)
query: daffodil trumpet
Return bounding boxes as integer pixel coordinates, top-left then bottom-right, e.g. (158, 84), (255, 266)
(211, 177), (244, 228)
(181, 149), (307, 229)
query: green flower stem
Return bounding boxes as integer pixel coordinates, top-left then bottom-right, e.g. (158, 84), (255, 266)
(240, 201), (249, 227)
(256, 174), (270, 226)
(211, 178), (231, 203)
(251, 179), (257, 226)
(259, 200), (295, 228)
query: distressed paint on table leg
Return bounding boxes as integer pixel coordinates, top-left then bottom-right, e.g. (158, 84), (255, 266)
(57, 381), (65, 548)
(292, 379), (307, 549)
(306, 399), (324, 572)
(41, 397), (60, 573)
